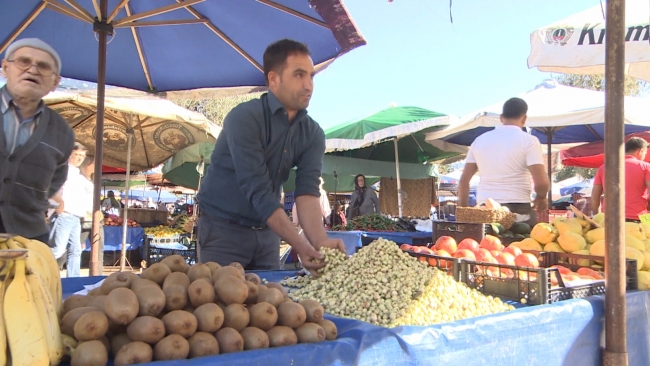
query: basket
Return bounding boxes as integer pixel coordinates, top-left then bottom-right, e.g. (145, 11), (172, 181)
(460, 251), (637, 305)
(455, 207), (517, 230)
(433, 222), (487, 243)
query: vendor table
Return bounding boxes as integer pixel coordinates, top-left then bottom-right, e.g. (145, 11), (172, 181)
(83, 226), (145, 251)
(327, 231), (432, 255)
(61, 272), (650, 366)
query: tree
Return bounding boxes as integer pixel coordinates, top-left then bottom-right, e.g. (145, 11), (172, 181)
(553, 74), (648, 97)
(171, 93), (263, 126)
(553, 166), (596, 182)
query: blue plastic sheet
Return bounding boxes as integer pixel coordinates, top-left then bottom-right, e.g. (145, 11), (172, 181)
(61, 272), (650, 366)
(83, 226), (145, 251)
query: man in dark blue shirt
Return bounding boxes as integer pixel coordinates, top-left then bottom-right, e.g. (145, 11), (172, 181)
(197, 39), (344, 272)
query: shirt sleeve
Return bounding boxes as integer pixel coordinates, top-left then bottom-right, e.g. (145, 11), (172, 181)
(594, 166), (605, 186)
(294, 126), (325, 199)
(371, 190), (381, 214)
(644, 163), (650, 182)
(465, 144), (476, 164)
(225, 104), (282, 222)
(526, 137), (544, 166)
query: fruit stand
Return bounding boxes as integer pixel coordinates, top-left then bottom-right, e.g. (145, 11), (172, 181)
(58, 273), (650, 365)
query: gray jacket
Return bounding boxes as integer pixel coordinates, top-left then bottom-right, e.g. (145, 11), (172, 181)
(347, 188), (381, 220)
(0, 108), (74, 238)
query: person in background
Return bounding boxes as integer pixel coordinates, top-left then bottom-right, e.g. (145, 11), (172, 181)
(591, 137), (650, 222)
(146, 197), (157, 209)
(0, 38), (75, 242)
(78, 155), (104, 274)
(101, 190), (121, 216)
(49, 142), (87, 277)
(329, 202), (347, 228)
(347, 174), (380, 220)
(458, 98), (549, 226)
(293, 177), (330, 229)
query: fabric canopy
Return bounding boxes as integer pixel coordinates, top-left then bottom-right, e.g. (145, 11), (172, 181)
(560, 131), (650, 168)
(44, 90), (220, 170)
(527, 0), (650, 82)
(425, 80), (650, 148)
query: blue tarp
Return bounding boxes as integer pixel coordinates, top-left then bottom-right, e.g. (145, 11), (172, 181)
(560, 179), (594, 196)
(84, 226), (144, 251)
(61, 272), (650, 366)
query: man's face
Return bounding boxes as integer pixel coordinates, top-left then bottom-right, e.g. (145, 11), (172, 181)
(268, 53), (315, 113)
(1, 47), (60, 100)
(69, 150), (86, 167)
(357, 176), (365, 187)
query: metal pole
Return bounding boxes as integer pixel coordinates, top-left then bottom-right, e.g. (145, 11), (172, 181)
(546, 131), (553, 223)
(394, 139), (402, 217)
(603, 0), (627, 364)
(120, 125), (133, 271)
(90, 0), (111, 276)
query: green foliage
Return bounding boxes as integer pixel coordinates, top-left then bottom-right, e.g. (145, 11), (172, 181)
(553, 74), (648, 97)
(171, 93), (263, 126)
(554, 166), (597, 182)
(437, 164), (455, 175)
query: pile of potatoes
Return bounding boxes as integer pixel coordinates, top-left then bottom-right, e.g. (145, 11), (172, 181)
(61, 255), (337, 366)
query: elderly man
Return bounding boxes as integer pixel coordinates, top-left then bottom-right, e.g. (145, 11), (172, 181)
(0, 38), (75, 243)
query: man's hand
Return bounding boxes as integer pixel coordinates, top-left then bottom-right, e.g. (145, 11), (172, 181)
(313, 238), (346, 255)
(55, 203), (64, 214)
(294, 242), (325, 274)
(533, 197), (548, 213)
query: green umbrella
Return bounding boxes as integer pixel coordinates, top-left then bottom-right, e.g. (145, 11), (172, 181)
(325, 106), (458, 216)
(162, 142), (214, 190)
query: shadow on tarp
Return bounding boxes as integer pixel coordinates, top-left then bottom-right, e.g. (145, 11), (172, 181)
(60, 274), (650, 366)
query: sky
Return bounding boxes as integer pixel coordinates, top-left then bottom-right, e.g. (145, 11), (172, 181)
(307, 0), (603, 130)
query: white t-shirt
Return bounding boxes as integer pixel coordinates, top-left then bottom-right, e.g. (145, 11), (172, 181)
(61, 165), (90, 217)
(465, 125), (543, 205)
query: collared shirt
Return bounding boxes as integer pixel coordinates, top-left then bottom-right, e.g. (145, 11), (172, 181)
(198, 92), (325, 228)
(594, 155), (650, 220)
(1, 86), (44, 154)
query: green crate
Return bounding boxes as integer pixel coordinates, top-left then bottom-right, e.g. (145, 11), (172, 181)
(433, 222), (486, 244)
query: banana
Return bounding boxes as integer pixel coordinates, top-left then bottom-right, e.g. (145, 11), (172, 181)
(0, 260), (12, 366)
(12, 236), (61, 315)
(3, 256), (49, 366)
(6, 238), (51, 286)
(60, 334), (77, 359)
(26, 272), (63, 366)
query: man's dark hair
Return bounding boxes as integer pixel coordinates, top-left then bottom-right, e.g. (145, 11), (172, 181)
(625, 137), (648, 153)
(501, 98), (528, 119)
(263, 39), (310, 85)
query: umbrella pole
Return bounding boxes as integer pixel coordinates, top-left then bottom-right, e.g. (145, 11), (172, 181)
(120, 125), (134, 271)
(603, 0), (627, 364)
(546, 132), (552, 223)
(394, 139), (403, 217)
(90, 0), (111, 277)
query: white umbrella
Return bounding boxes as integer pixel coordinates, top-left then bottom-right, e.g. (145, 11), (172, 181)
(527, 0), (650, 81)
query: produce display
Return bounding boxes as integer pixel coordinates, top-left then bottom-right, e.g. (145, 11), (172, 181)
(103, 215), (140, 227)
(144, 226), (186, 238)
(56, 255), (335, 365)
(0, 236), (63, 366)
(330, 214), (405, 232)
(281, 239), (514, 327)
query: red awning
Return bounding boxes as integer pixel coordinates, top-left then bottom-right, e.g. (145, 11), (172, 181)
(102, 165), (126, 174)
(560, 131), (650, 168)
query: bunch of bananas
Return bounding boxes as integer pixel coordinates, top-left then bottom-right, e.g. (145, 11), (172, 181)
(0, 235), (63, 366)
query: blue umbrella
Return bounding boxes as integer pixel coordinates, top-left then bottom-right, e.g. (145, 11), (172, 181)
(559, 179), (594, 196)
(0, 0), (365, 274)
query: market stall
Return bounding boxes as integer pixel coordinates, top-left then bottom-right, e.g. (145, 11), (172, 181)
(59, 272), (650, 366)
(83, 226), (145, 252)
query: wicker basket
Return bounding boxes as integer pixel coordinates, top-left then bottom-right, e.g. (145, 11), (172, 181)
(455, 207), (517, 230)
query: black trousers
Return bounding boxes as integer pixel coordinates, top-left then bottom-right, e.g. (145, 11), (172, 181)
(0, 214), (50, 244)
